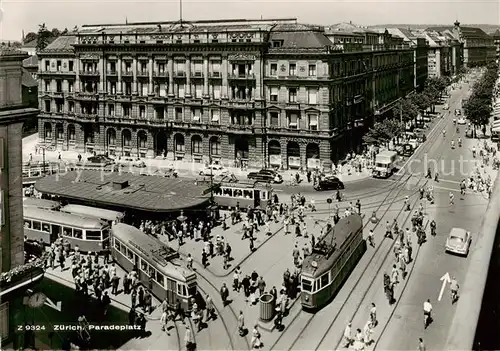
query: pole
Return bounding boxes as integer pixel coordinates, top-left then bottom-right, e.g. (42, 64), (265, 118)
(42, 148), (46, 175)
(179, 0), (183, 26)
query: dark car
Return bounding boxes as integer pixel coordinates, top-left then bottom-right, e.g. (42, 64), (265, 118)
(314, 176), (344, 191)
(87, 155), (114, 166)
(247, 169), (283, 183)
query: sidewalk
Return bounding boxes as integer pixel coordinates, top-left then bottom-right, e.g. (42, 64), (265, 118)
(22, 134), (371, 184)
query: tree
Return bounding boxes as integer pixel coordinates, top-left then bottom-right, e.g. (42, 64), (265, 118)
(61, 28), (69, 35)
(51, 28), (61, 37)
(410, 93), (430, 115)
(363, 119), (403, 147)
(36, 23), (53, 52)
(23, 32), (38, 44)
(394, 97), (418, 123)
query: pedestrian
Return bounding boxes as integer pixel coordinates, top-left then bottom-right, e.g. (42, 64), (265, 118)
(363, 320), (373, 344)
(174, 299), (185, 324)
(187, 253), (193, 270)
(369, 303), (377, 327)
(343, 322), (353, 347)
(233, 268), (241, 291)
(418, 338), (426, 351)
(220, 282), (229, 307)
(391, 264), (399, 285)
(160, 309), (168, 331)
(400, 257), (407, 279)
(205, 294), (215, 322)
(238, 310), (245, 336)
(385, 220), (392, 238)
(257, 276), (266, 296)
(242, 274), (251, 297)
(251, 324), (262, 349)
(101, 291), (111, 317)
(356, 199), (361, 214)
(185, 325), (194, 351)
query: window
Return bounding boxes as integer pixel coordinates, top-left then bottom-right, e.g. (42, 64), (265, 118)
(140, 82), (148, 96)
(212, 85), (221, 99)
(109, 62), (116, 72)
(86, 231), (101, 240)
(44, 80), (50, 92)
(122, 104), (130, 117)
(56, 81), (62, 92)
(140, 259), (150, 274)
(288, 113), (298, 129)
(193, 61), (203, 75)
(269, 112), (279, 126)
(156, 272), (165, 286)
(108, 104), (115, 116)
(289, 63), (296, 76)
(308, 88), (318, 104)
(320, 273), (330, 289)
(140, 62), (147, 74)
(177, 84), (185, 98)
(114, 239), (121, 251)
(32, 221), (41, 230)
(73, 229), (83, 239)
(139, 105), (146, 118)
(68, 125), (75, 140)
(309, 64), (316, 76)
(211, 110), (220, 123)
(288, 88), (297, 103)
(177, 284), (187, 296)
(45, 60), (50, 71)
(308, 114), (318, 131)
(175, 60), (185, 74)
(44, 100), (51, 112)
(175, 137), (185, 152)
(56, 60), (62, 71)
(210, 139), (220, 155)
(192, 108), (201, 121)
(211, 61), (221, 75)
(270, 87), (278, 102)
(109, 82), (116, 95)
(270, 63), (277, 76)
(175, 107), (183, 121)
(68, 81), (73, 92)
(302, 278), (313, 292)
(195, 84), (203, 98)
(155, 107), (164, 119)
(125, 62), (132, 72)
(192, 138), (202, 154)
(126, 247), (135, 260)
(56, 102), (63, 113)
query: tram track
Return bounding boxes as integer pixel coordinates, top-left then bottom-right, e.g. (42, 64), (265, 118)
(269, 171), (420, 350)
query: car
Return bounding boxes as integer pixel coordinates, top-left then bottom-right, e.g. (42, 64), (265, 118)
(87, 155), (114, 166)
(455, 109), (461, 116)
(314, 176), (345, 191)
(457, 118), (466, 125)
(247, 169), (283, 183)
(408, 138), (419, 149)
(445, 227), (472, 256)
(118, 157), (146, 168)
(199, 164), (229, 177)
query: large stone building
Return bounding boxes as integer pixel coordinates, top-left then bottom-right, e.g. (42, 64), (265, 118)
(0, 48), (41, 347)
(36, 18), (415, 169)
(491, 29), (500, 63)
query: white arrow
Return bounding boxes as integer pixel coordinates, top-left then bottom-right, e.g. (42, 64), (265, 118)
(438, 272), (451, 301)
(44, 297), (62, 312)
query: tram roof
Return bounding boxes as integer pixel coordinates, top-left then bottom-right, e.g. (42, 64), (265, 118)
(34, 170), (209, 212)
(111, 223), (194, 281)
(60, 204), (124, 222)
(24, 206), (107, 229)
(301, 214), (363, 278)
(23, 197), (61, 210)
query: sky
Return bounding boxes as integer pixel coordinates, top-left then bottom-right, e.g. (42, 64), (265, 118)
(1, 0), (499, 41)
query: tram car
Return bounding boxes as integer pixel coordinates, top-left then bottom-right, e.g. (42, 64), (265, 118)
(111, 223), (198, 312)
(60, 204), (125, 225)
(213, 181), (273, 210)
(23, 206), (110, 252)
(301, 214), (366, 310)
(23, 197), (61, 211)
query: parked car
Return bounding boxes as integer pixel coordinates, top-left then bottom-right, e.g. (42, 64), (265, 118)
(118, 157), (146, 168)
(87, 155), (114, 166)
(314, 176), (345, 191)
(154, 167), (178, 178)
(455, 109), (461, 116)
(247, 169), (283, 183)
(199, 164), (229, 177)
(400, 144), (414, 157)
(443, 103), (449, 110)
(445, 227), (472, 256)
(457, 118), (466, 125)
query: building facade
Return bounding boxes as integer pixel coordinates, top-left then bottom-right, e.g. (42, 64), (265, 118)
(37, 19), (415, 169)
(0, 48), (41, 347)
(491, 29), (500, 63)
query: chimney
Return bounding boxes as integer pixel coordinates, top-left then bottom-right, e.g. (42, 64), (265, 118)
(349, 20), (352, 24)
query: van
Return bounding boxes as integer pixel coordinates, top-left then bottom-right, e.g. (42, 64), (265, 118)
(373, 151), (398, 178)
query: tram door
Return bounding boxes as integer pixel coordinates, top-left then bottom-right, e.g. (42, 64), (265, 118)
(254, 190), (261, 208)
(166, 278), (177, 305)
(51, 224), (61, 243)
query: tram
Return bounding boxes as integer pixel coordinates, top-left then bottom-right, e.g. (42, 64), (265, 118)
(23, 197), (61, 210)
(111, 223), (197, 311)
(213, 181), (273, 210)
(60, 204), (125, 225)
(23, 206), (110, 252)
(300, 214), (366, 310)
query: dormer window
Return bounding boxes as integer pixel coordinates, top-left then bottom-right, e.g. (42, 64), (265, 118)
(272, 40), (284, 48)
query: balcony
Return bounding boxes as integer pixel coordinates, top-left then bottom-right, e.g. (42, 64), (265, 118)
(175, 71), (186, 78)
(79, 70), (99, 77)
(107, 70), (118, 76)
(191, 71), (204, 78)
(148, 118), (167, 126)
(76, 92), (99, 100)
(209, 72), (221, 78)
(228, 100), (255, 109)
(153, 71), (168, 78)
(52, 91), (64, 98)
(39, 70), (76, 76)
(228, 73), (255, 80)
(137, 70), (149, 78)
(226, 124), (254, 134)
(75, 113), (98, 122)
(122, 70), (133, 78)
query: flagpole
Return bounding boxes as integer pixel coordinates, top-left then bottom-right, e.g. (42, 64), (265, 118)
(179, 0), (183, 26)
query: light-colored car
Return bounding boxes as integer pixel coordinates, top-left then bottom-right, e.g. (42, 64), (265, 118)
(408, 138), (419, 149)
(457, 118), (466, 125)
(119, 157), (146, 168)
(443, 103), (449, 110)
(445, 227), (472, 256)
(199, 164), (229, 177)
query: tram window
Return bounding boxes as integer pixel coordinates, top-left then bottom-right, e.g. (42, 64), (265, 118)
(214, 188), (222, 196)
(320, 273), (330, 289)
(126, 248), (134, 260)
(301, 278), (313, 292)
(188, 285), (196, 297)
(114, 239), (121, 251)
(223, 188), (232, 197)
(73, 229), (83, 239)
(177, 284), (187, 296)
(24, 220), (32, 228)
(63, 227), (73, 237)
(156, 272), (165, 286)
(166, 278), (176, 292)
(42, 223), (51, 233)
(243, 190), (253, 199)
(149, 267), (156, 278)
(140, 259), (150, 274)
(261, 191), (268, 200)
(234, 189), (243, 198)
(86, 231), (101, 240)
(101, 229), (110, 239)
(32, 221), (41, 230)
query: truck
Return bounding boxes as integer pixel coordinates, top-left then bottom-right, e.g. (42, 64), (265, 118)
(373, 150), (398, 178)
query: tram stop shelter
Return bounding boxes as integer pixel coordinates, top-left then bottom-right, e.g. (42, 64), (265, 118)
(34, 170), (210, 216)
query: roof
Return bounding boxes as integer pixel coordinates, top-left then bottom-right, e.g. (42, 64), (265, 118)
(269, 30), (332, 48)
(23, 197), (61, 210)
(491, 29), (500, 38)
(22, 68), (38, 87)
(301, 214), (363, 278)
(40, 36), (76, 54)
(426, 26), (491, 39)
(327, 22), (377, 35)
(34, 170), (209, 212)
(22, 55), (38, 68)
(111, 223), (195, 281)
(22, 39), (37, 48)
(60, 204), (124, 222)
(24, 206), (106, 230)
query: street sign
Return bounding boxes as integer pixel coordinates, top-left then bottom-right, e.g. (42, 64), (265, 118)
(44, 297), (62, 312)
(438, 272), (451, 301)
